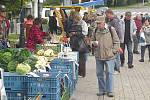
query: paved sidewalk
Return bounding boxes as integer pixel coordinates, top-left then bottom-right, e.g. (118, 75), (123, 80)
(70, 52), (150, 100)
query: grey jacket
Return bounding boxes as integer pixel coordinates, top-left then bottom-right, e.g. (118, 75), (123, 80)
(122, 19), (137, 42)
(142, 25), (150, 45)
(107, 16), (125, 43)
(91, 25), (120, 60)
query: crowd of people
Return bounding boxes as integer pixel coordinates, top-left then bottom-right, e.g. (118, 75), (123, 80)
(1, 3), (150, 98)
(66, 9), (150, 97)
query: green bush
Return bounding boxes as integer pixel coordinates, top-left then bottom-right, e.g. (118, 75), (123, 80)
(127, 0), (137, 5)
(117, 0), (127, 6)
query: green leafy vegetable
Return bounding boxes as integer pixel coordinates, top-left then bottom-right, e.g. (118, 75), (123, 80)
(16, 63), (31, 75)
(7, 60), (19, 72)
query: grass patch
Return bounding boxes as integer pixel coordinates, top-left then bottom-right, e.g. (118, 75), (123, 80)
(8, 33), (19, 48)
(9, 33), (19, 42)
(110, 3), (149, 10)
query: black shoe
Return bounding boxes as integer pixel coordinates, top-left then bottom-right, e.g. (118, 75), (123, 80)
(121, 63), (124, 67)
(128, 65), (134, 69)
(96, 93), (105, 96)
(133, 51), (140, 54)
(107, 92), (114, 97)
(139, 59), (144, 62)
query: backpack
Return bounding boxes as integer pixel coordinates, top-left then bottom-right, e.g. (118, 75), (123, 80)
(94, 25), (113, 38)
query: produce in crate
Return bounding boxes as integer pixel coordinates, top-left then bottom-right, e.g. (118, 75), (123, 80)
(16, 63), (31, 75)
(0, 52), (12, 71)
(0, 52), (12, 64)
(35, 56), (48, 69)
(13, 48), (32, 63)
(0, 48), (37, 74)
(44, 49), (54, 57)
(23, 55), (38, 71)
(36, 49), (44, 56)
(7, 60), (19, 72)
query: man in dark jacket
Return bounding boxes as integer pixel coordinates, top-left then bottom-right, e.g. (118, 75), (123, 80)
(49, 12), (57, 34)
(105, 9), (124, 72)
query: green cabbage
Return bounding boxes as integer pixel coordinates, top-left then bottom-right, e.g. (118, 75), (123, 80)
(7, 61), (19, 72)
(1, 52), (12, 64)
(16, 63), (31, 75)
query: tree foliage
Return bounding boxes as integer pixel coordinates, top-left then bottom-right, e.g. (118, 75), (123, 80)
(0, 0), (30, 16)
(43, 0), (62, 6)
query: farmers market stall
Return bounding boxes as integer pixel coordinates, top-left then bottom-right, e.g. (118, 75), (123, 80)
(0, 44), (79, 100)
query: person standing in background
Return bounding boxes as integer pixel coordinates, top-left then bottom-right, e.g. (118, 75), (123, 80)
(5, 18), (10, 38)
(0, 4), (8, 49)
(24, 15), (34, 40)
(48, 12), (57, 35)
(139, 19), (150, 62)
(133, 14), (142, 54)
(120, 12), (137, 68)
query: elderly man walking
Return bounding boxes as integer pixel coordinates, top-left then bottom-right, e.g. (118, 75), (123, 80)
(91, 16), (120, 97)
(120, 12), (137, 68)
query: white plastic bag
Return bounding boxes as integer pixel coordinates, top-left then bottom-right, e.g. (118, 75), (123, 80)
(139, 32), (147, 46)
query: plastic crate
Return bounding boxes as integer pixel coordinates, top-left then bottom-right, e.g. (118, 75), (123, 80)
(4, 72), (27, 91)
(6, 90), (27, 100)
(50, 58), (75, 70)
(49, 69), (74, 95)
(27, 72), (61, 100)
(50, 59), (78, 93)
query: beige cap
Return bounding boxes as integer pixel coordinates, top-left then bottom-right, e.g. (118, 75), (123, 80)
(95, 16), (105, 23)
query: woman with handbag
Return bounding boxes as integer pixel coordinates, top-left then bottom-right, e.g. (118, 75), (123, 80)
(139, 19), (150, 62)
(68, 12), (89, 77)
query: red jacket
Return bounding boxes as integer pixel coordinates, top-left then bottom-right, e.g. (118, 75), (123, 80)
(26, 25), (47, 51)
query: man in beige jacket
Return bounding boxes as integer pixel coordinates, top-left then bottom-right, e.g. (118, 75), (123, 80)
(91, 16), (120, 97)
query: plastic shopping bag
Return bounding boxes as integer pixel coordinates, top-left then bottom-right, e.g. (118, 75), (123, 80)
(139, 32), (146, 46)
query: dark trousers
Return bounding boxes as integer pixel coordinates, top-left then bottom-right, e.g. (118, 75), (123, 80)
(79, 53), (87, 77)
(140, 45), (150, 60)
(133, 33), (140, 52)
(120, 41), (133, 66)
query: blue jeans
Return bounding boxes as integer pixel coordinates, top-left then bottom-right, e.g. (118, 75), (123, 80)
(120, 41), (133, 66)
(96, 58), (115, 93)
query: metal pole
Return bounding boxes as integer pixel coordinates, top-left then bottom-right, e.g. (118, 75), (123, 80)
(143, 0), (145, 5)
(19, 0), (25, 48)
(38, 0), (40, 18)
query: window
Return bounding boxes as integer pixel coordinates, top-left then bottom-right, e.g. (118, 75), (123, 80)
(72, 0), (79, 4)
(45, 10), (50, 17)
(81, 0), (90, 3)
